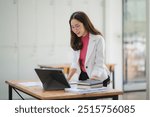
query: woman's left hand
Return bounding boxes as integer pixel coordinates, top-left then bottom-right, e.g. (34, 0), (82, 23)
(90, 76), (99, 80)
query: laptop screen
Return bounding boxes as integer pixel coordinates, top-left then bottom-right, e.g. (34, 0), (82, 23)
(35, 68), (70, 90)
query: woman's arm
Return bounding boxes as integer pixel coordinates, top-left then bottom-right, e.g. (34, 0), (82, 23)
(67, 68), (77, 81)
(91, 36), (107, 79)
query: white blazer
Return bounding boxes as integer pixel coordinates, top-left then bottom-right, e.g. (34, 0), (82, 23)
(71, 33), (110, 80)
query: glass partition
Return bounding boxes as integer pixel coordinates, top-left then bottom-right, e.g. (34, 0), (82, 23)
(123, 0), (147, 91)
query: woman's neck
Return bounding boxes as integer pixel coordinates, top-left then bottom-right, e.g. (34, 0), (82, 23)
(82, 31), (88, 37)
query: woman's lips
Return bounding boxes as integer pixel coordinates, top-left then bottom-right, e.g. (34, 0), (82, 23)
(77, 32), (80, 35)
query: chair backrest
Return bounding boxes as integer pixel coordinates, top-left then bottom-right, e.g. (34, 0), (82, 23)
(106, 64), (115, 72)
(106, 64), (115, 89)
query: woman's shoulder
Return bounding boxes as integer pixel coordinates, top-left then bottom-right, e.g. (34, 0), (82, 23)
(90, 33), (104, 41)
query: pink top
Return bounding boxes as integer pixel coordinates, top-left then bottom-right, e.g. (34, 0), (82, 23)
(79, 33), (89, 72)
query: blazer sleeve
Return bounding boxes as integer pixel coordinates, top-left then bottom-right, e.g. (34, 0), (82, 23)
(70, 50), (79, 69)
(91, 36), (109, 79)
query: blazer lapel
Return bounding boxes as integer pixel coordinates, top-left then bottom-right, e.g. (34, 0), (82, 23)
(85, 34), (97, 64)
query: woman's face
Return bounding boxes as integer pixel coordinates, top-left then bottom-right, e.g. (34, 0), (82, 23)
(71, 19), (87, 37)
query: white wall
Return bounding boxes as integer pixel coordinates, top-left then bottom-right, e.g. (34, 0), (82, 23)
(0, 0), (18, 99)
(105, 0), (123, 90)
(0, 0), (105, 99)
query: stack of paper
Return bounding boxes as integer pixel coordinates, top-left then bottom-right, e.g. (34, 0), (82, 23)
(77, 79), (103, 89)
(65, 85), (108, 94)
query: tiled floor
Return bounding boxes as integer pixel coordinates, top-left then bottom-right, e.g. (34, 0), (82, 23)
(122, 91), (146, 100)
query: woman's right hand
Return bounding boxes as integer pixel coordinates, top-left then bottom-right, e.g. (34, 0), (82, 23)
(67, 77), (71, 81)
(67, 68), (77, 81)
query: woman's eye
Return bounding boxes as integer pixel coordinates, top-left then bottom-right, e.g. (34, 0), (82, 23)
(71, 24), (80, 30)
(76, 25), (80, 28)
(71, 26), (75, 29)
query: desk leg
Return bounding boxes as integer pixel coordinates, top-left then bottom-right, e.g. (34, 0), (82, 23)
(112, 95), (118, 100)
(112, 71), (115, 89)
(9, 85), (12, 100)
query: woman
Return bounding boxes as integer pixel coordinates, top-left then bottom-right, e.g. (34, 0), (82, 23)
(67, 11), (110, 87)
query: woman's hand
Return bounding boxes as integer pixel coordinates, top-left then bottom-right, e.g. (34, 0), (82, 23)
(66, 68), (77, 81)
(90, 75), (99, 80)
(67, 77), (71, 81)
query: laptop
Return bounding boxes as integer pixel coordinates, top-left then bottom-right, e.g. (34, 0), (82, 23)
(35, 68), (71, 90)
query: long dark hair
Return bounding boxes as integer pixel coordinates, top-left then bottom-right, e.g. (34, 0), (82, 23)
(69, 11), (102, 51)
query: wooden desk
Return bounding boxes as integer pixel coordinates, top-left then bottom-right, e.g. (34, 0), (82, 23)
(5, 80), (123, 100)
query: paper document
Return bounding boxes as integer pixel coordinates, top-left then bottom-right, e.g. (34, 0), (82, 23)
(69, 81), (77, 85)
(18, 82), (42, 87)
(65, 85), (109, 94)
